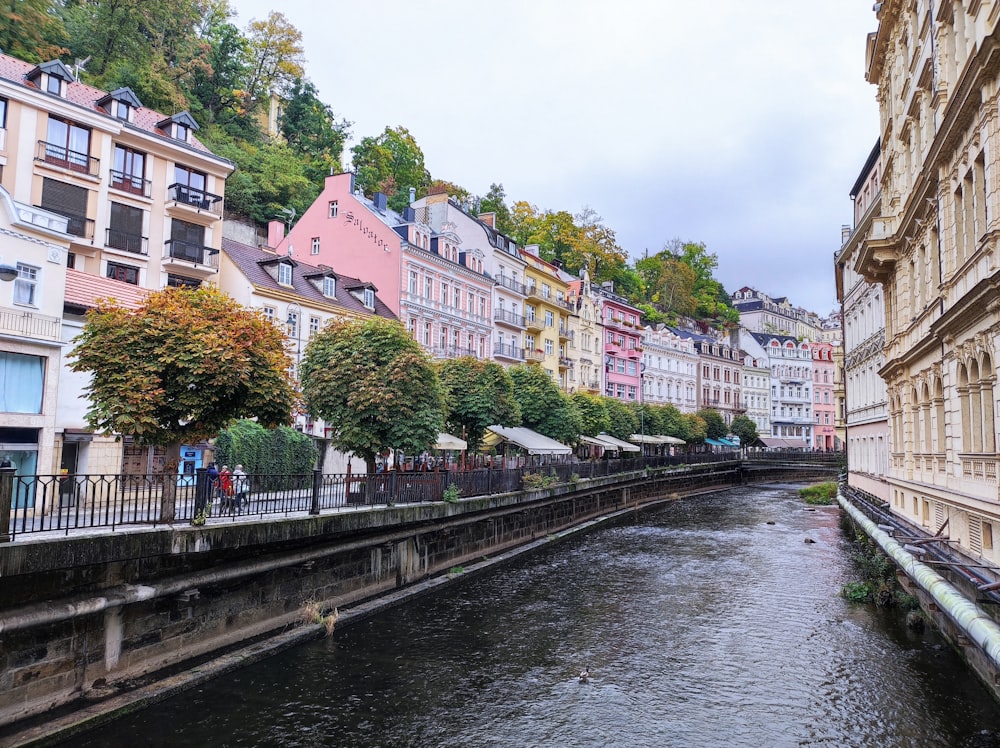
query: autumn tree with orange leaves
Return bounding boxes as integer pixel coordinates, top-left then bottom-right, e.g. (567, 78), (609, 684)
(70, 286), (297, 522)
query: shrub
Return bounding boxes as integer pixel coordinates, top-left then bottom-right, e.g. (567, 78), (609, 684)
(799, 482), (837, 505)
(442, 484), (461, 503)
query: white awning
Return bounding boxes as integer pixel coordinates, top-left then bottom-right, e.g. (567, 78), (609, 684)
(434, 432), (467, 450)
(628, 434), (664, 444)
(482, 425), (573, 455)
(595, 433), (641, 452)
(656, 435), (687, 445)
(579, 435), (614, 448)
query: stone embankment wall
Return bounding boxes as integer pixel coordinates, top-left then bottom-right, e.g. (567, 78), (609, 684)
(0, 463), (831, 739)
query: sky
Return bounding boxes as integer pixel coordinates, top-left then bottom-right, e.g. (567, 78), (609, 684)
(230, 0), (880, 317)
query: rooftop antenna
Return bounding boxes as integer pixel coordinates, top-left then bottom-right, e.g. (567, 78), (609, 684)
(278, 206), (296, 231)
(72, 55), (91, 80)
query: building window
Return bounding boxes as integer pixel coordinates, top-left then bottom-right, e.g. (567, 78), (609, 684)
(41, 178), (90, 237)
(328, 200), (338, 218)
(424, 276), (433, 299)
(627, 385), (637, 400)
(286, 310), (298, 338)
(544, 339), (554, 355)
(46, 75), (61, 95)
(173, 165), (208, 207)
(0, 98), (6, 129)
(173, 123), (189, 142)
(13, 263), (38, 306)
(262, 306), (275, 322)
(0, 351), (44, 413)
(408, 271), (418, 295)
(108, 202), (145, 254)
(278, 262), (293, 285)
(111, 145), (147, 195)
(364, 288), (375, 308)
(309, 316), (320, 337)
(545, 310), (554, 327)
(166, 274), (201, 289)
(106, 261), (139, 285)
(323, 277), (336, 297)
(311, 237), (320, 255)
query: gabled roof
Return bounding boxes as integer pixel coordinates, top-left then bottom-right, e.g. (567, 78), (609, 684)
(98, 87), (143, 109)
(156, 110), (200, 132)
(222, 237), (396, 320)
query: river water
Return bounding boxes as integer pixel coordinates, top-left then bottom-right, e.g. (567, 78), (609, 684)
(76, 485), (1000, 747)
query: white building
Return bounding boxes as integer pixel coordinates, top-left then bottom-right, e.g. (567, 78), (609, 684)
(640, 324), (698, 412)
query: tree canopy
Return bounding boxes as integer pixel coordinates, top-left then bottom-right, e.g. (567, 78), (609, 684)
(508, 365), (581, 445)
(696, 409), (728, 441)
(351, 126), (428, 212)
(300, 317), (444, 474)
(729, 415), (759, 450)
(70, 286), (296, 519)
(437, 357), (520, 453)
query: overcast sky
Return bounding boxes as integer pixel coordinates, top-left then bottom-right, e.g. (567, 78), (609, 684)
(231, 0), (880, 317)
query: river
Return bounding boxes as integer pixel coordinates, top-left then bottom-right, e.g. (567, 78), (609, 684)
(74, 485), (1000, 747)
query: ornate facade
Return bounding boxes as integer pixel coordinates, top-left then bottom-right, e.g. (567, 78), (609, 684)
(857, 1), (1000, 560)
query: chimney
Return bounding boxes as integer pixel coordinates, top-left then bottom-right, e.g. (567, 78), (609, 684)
(267, 220), (285, 248)
(373, 192), (387, 212)
(479, 212), (496, 228)
(409, 187), (416, 204)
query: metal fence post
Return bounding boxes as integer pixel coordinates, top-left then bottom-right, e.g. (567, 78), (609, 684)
(310, 469), (322, 515)
(0, 466), (14, 542)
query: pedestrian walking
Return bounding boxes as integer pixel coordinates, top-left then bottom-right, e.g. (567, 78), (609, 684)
(219, 465), (234, 512)
(232, 464), (249, 512)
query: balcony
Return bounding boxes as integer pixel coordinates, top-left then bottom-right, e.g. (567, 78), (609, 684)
(109, 169), (152, 198)
(0, 305), (60, 342)
(36, 140), (100, 177)
(106, 228), (149, 256)
(435, 346), (480, 360)
(583, 378), (601, 392)
(493, 343), (525, 362)
(36, 207), (94, 239)
(494, 309), (526, 329)
(525, 315), (544, 332)
(558, 326), (575, 343)
(558, 357), (574, 370)
(525, 349), (546, 363)
(163, 239), (219, 272)
(496, 276), (526, 295)
(168, 183), (223, 213)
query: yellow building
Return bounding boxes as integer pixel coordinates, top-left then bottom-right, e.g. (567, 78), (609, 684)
(520, 245), (573, 390)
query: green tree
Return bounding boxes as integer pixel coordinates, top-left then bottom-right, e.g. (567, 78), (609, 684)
(681, 413), (708, 445)
(478, 182), (512, 234)
(630, 403), (662, 436)
(729, 415), (759, 451)
(696, 408), (728, 441)
(242, 10), (305, 102)
(564, 207), (629, 283)
(509, 365), (581, 444)
(64, 0), (207, 112)
(280, 77), (350, 182)
(0, 0), (68, 63)
(351, 125), (429, 212)
(604, 397), (639, 441)
(438, 357), (520, 453)
(300, 317), (444, 475)
(187, 4), (254, 135)
(658, 404), (687, 440)
(571, 392), (610, 437)
(70, 286), (296, 521)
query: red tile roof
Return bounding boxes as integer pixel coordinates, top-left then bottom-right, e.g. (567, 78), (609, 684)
(64, 268), (148, 311)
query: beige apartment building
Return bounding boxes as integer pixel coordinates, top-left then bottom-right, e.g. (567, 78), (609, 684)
(0, 52), (232, 477)
(856, 2), (1000, 561)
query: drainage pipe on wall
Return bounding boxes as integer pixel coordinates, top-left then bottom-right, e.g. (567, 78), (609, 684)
(838, 493), (1000, 669)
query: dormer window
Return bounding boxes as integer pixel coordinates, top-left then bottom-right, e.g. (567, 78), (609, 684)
(323, 277), (336, 297)
(28, 61), (75, 99)
(364, 288), (375, 309)
(278, 262), (293, 285)
(156, 111), (200, 144)
(99, 88), (142, 123)
(47, 76), (62, 95)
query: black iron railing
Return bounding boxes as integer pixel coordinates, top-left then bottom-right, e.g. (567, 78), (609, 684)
(2, 453), (744, 540)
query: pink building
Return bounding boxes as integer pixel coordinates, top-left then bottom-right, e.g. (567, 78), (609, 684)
(596, 283), (643, 402)
(273, 174), (494, 359)
(810, 342), (836, 451)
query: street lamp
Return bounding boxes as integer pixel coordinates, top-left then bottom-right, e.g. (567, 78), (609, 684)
(0, 264), (17, 282)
